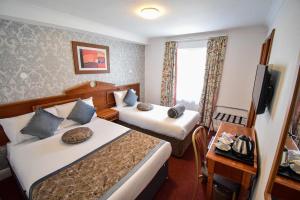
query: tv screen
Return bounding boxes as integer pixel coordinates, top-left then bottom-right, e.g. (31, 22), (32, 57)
(252, 64), (272, 114)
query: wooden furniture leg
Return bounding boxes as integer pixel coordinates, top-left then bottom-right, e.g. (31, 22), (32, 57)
(238, 172), (251, 200)
(207, 159), (215, 200)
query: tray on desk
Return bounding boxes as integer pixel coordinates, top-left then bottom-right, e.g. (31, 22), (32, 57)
(278, 166), (300, 182)
(214, 147), (254, 166)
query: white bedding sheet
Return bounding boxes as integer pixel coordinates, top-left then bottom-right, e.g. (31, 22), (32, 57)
(113, 104), (200, 140)
(7, 118), (171, 199)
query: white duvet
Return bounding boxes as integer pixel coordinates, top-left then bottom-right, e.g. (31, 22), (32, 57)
(7, 118), (172, 200)
(113, 104), (200, 140)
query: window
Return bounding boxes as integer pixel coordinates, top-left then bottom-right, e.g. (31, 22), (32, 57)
(176, 40), (207, 111)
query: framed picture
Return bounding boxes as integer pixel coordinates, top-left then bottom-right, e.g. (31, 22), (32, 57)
(72, 41), (110, 74)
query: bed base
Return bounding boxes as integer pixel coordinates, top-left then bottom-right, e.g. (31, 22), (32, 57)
(116, 120), (196, 157)
(137, 161), (168, 200)
(8, 162), (28, 200)
(9, 161), (168, 200)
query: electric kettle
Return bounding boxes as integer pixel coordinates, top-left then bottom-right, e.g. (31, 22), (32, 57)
(232, 135), (253, 157)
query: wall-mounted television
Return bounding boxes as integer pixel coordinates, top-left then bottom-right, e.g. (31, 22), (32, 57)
(252, 64), (274, 114)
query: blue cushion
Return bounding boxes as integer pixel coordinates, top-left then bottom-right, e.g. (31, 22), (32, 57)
(21, 109), (64, 139)
(123, 89), (138, 106)
(67, 99), (96, 124)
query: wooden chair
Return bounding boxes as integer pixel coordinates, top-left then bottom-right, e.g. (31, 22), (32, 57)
(192, 126), (240, 200)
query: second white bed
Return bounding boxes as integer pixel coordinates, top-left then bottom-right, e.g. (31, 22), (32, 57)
(113, 103), (200, 140)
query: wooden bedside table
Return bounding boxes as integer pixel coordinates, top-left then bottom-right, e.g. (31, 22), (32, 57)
(97, 108), (119, 121)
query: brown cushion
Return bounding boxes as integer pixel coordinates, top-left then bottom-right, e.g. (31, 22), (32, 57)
(62, 127), (93, 144)
(137, 103), (153, 111)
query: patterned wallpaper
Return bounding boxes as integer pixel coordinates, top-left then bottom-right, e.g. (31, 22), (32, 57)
(0, 18), (145, 104)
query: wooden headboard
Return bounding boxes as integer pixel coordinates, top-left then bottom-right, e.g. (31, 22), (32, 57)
(0, 81), (140, 145)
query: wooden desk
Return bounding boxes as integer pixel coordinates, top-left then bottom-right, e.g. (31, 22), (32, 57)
(206, 122), (257, 200)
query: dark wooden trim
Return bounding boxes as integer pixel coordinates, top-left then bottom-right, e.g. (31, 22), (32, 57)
(0, 81), (140, 145)
(265, 29), (275, 65)
(247, 29), (275, 128)
(72, 41), (110, 74)
(260, 29), (275, 65)
(246, 101), (256, 128)
(265, 66), (300, 198)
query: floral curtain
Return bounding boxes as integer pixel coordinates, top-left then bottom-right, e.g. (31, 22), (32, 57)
(199, 36), (228, 127)
(160, 41), (177, 107)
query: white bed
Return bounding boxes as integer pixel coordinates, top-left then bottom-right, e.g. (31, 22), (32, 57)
(7, 118), (172, 200)
(113, 103), (200, 140)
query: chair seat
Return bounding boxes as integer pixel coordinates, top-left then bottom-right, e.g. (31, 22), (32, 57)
(201, 165), (240, 193)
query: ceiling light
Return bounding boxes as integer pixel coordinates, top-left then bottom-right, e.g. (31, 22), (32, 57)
(139, 8), (160, 19)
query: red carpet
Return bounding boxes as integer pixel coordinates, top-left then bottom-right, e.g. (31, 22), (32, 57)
(0, 144), (206, 200)
(0, 176), (23, 200)
(154, 144), (207, 200)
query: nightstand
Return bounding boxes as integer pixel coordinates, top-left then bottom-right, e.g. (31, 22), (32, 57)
(97, 108), (119, 121)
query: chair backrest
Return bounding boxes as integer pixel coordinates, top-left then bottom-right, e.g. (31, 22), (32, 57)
(192, 126), (208, 178)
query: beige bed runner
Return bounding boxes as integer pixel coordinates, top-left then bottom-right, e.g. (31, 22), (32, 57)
(29, 130), (165, 200)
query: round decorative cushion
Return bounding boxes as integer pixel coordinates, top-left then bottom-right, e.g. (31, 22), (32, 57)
(62, 127), (93, 144)
(137, 103), (153, 111)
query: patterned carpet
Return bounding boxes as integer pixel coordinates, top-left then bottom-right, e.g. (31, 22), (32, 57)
(0, 144), (206, 200)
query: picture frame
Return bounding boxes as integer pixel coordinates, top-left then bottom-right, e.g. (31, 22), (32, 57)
(71, 41), (110, 74)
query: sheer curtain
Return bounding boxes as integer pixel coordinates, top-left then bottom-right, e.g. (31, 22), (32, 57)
(176, 40), (207, 111)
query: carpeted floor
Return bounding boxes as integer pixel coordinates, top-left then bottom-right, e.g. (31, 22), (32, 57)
(0, 175), (24, 200)
(154, 144), (207, 200)
(0, 144), (206, 200)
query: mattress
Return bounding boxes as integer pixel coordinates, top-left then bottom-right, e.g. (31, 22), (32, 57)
(113, 104), (200, 140)
(7, 118), (172, 199)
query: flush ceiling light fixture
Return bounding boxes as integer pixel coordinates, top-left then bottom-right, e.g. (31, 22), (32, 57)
(139, 7), (161, 19)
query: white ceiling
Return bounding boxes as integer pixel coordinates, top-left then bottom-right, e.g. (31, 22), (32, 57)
(2, 0), (274, 39)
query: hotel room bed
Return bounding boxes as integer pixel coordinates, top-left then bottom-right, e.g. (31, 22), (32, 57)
(0, 81), (173, 199)
(6, 118), (172, 200)
(113, 103), (200, 157)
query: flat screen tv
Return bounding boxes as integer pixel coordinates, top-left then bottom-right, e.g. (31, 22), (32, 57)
(252, 64), (273, 114)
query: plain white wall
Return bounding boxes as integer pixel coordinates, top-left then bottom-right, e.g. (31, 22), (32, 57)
(145, 26), (267, 110)
(145, 37), (166, 104)
(218, 27), (267, 110)
(253, 0), (300, 199)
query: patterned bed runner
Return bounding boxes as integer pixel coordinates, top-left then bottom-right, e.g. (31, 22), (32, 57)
(29, 130), (165, 200)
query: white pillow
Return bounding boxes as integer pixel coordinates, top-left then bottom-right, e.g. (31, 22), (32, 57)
(113, 89), (137, 107)
(55, 97), (96, 128)
(83, 97), (95, 108)
(113, 90), (128, 107)
(0, 107), (58, 144)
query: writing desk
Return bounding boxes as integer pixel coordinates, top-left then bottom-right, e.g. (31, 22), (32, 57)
(206, 122), (257, 200)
